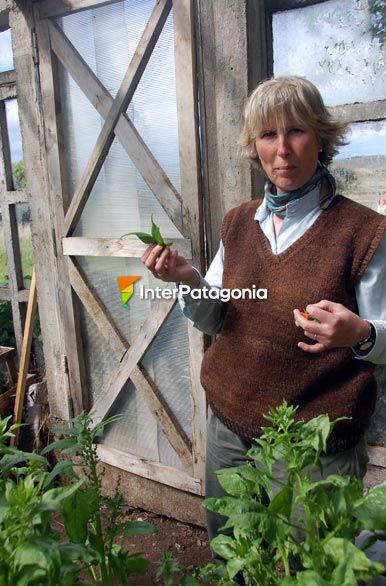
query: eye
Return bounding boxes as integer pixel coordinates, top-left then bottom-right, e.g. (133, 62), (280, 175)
(289, 127), (304, 135)
(261, 130), (276, 139)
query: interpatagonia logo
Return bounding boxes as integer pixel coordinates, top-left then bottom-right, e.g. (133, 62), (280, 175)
(117, 276), (141, 307)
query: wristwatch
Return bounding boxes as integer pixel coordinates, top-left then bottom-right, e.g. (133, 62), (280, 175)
(353, 322), (376, 355)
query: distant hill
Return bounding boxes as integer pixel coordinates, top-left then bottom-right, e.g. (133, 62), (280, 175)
(331, 155), (386, 213)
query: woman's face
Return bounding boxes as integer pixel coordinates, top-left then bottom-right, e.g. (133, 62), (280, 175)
(254, 116), (321, 194)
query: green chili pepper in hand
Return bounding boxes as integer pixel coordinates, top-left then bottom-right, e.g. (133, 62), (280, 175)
(121, 215), (173, 247)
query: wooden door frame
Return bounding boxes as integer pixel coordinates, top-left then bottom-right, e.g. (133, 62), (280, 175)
(23, 0), (207, 494)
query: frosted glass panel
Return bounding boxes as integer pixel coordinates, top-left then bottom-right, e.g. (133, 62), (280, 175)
(330, 120), (386, 212)
(58, 0), (181, 239)
(273, 0), (386, 106)
(77, 256), (191, 467)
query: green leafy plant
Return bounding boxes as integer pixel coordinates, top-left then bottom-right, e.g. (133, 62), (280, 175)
(0, 416), (95, 585)
(121, 215), (173, 247)
(197, 402), (386, 585)
(41, 412), (156, 585)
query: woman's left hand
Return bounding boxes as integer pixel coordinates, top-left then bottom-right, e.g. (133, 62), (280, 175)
(293, 300), (371, 354)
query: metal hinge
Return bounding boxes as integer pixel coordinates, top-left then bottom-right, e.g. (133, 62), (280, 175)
(62, 355), (74, 419)
(52, 228), (57, 257)
(32, 30), (39, 65)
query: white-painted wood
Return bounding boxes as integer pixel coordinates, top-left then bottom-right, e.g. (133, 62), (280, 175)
(48, 21), (184, 234)
(38, 0), (122, 20)
(97, 444), (202, 494)
(64, 0), (172, 236)
(62, 236), (192, 259)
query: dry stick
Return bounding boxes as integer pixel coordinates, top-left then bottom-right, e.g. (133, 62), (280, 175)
(10, 266), (38, 447)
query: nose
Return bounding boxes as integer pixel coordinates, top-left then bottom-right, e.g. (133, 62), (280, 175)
(277, 134), (290, 157)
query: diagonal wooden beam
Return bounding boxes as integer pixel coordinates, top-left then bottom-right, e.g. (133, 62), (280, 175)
(68, 257), (193, 470)
(49, 20), (184, 235)
(63, 0), (172, 236)
(38, 0), (122, 20)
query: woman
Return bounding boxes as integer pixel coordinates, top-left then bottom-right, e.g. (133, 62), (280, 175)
(141, 76), (386, 544)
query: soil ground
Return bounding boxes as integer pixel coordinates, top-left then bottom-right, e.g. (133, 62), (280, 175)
(120, 508), (213, 584)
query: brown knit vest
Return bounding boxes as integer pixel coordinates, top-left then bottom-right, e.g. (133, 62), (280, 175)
(200, 196), (386, 453)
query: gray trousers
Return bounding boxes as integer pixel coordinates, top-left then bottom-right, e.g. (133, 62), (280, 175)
(205, 407), (369, 546)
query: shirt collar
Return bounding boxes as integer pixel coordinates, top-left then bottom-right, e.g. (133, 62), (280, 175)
(254, 184), (322, 223)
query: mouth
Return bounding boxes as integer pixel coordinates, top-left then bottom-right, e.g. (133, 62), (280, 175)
(275, 166), (296, 171)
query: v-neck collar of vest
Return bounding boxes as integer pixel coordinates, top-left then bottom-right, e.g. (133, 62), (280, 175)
(254, 195), (344, 264)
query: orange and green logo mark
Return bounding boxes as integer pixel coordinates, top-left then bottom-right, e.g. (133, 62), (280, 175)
(117, 276), (141, 307)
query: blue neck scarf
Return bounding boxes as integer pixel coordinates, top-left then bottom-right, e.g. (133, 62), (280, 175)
(265, 165), (336, 218)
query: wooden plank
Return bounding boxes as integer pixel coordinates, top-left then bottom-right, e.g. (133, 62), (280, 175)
(10, 267), (37, 446)
(266, 0), (329, 14)
(0, 2), (10, 33)
(0, 70), (16, 100)
(97, 444), (202, 494)
(62, 236), (192, 260)
(329, 100), (386, 124)
(0, 203), (24, 354)
(64, 0), (172, 236)
(173, 0), (206, 481)
(48, 21), (184, 235)
(368, 445), (386, 469)
(68, 256), (128, 358)
(0, 189), (29, 205)
(9, 3), (72, 418)
(0, 288), (10, 300)
(69, 257), (193, 472)
(38, 0), (122, 20)
(0, 100), (14, 191)
(90, 296), (193, 470)
(33, 11), (88, 414)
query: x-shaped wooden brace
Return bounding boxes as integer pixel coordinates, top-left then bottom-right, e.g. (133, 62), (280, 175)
(48, 0), (193, 470)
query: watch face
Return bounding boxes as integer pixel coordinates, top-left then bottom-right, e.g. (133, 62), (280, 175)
(359, 341), (374, 351)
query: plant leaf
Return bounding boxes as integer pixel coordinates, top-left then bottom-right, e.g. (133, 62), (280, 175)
(120, 231), (155, 244)
(123, 520), (156, 537)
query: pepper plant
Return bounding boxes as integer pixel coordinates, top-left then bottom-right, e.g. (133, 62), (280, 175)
(197, 402), (386, 585)
(0, 413), (156, 585)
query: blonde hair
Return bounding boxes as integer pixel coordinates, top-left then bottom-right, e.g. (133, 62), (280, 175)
(240, 76), (349, 169)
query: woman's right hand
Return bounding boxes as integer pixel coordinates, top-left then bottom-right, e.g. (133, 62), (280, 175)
(141, 244), (200, 288)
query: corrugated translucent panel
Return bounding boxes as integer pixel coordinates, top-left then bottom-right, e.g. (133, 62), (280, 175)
(0, 29), (14, 73)
(77, 256), (191, 467)
(330, 120), (386, 212)
(57, 1), (182, 239)
(273, 0), (386, 106)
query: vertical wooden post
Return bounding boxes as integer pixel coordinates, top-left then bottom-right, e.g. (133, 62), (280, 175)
(9, 0), (83, 418)
(173, 0), (206, 489)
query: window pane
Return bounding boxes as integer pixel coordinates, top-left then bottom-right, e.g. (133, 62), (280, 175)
(330, 120), (386, 212)
(0, 29), (14, 73)
(5, 100), (24, 186)
(273, 0), (386, 106)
